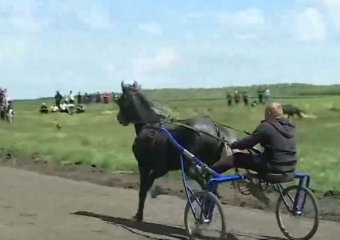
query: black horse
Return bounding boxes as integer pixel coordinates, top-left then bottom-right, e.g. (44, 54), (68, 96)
(113, 81), (238, 222)
(282, 104), (304, 119)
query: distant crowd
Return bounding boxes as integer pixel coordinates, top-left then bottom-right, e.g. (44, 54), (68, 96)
(226, 87), (271, 107)
(54, 91), (112, 106)
(40, 90), (113, 115)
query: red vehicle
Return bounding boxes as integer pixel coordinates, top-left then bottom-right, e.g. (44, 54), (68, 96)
(103, 92), (110, 104)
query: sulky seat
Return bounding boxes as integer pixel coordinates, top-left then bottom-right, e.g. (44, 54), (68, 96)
(260, 172), (295, 184)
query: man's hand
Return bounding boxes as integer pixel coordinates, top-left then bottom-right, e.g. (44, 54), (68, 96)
(227, 141), (237, 149)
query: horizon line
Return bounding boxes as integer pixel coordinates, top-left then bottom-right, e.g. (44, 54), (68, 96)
(11, 82), (340, 101)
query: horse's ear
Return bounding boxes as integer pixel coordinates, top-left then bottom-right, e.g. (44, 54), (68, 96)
(121, 81), (127, 91)
(133, 81), (138, 88)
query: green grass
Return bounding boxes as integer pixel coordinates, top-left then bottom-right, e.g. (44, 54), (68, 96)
(2, 86), (340, 192)
(0, 102), (137, 171)
(141, 83), (340, 100)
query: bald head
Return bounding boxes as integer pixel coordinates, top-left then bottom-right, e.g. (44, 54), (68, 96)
(265, 102), (284, 120)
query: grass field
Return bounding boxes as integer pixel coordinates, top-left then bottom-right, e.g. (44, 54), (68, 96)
(1, 88), (340, 192)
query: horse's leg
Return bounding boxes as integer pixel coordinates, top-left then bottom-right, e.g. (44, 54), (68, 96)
(133, 166), (152, 222)
(134, 167), (167, 222)
(181, 140), (206, 191)
(185, 164), (206, 189)
(132, 132), (153, 222)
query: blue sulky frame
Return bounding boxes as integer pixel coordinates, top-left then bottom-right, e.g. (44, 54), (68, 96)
(152, 125), (314, 223)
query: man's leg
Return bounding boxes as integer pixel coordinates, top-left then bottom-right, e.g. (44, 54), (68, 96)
(239, 154), (272, 207)
(211, 152), (271, 206)
(211, 155), (233, 174)
(211, 152), (260, 174)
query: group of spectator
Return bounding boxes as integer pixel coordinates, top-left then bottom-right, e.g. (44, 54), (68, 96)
(55, 91), (112, 107)
(39, 90), (81, 115)
(44, 90), (113, 115)
(226, 87), (271, 107)
(79, 92), (111, 105)
(226, 90), (250, 106)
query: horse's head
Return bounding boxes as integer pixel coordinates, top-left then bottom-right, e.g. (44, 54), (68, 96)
(113, 81), (164, 126)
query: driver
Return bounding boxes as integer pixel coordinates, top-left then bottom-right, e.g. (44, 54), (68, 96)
(211, 103), (297, 175)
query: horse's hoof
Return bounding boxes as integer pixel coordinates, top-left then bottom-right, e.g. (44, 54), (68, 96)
(150, 185), (161, 198)
(150, 190), (158, 198)
(132, 215), (143, 222)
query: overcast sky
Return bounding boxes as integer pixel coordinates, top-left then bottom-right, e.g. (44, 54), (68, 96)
(1, 0), (340, 99)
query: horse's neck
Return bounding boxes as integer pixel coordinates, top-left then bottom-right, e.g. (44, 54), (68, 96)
(134, 124), (145, 135)
(133, 116), (168, 136)
(131, 104), (163, 136)
(133, 93), (165, 122)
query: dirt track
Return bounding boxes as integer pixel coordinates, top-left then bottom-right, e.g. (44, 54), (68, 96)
(0, 164), (339, 240)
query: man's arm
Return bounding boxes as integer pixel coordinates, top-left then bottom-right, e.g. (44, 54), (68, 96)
(231, 123), (267, 150)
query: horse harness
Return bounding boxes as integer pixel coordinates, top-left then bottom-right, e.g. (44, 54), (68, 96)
(134, 116), (234, 154)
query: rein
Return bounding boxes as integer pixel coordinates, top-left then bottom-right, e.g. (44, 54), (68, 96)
(128, 117), (293, 156)
(129, 116), (240, 144)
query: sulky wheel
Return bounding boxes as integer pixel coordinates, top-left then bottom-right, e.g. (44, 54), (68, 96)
(276, 185), (319, 240)
(184, 191), (227, 240)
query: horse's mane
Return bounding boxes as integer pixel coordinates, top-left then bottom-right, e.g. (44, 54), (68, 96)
(134, 92), (154, 108)
(133, 91), (166, 117)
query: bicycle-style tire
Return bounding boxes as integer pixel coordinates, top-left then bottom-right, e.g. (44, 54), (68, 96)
(276, 185), (319, 240)
(184, 191), (227, 240)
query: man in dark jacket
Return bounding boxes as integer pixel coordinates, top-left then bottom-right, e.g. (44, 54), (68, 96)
(212, 103), (297, 174)
(242, 91), (249, 106)
(77, 92), (82, 105)
(55, 91), (62, 108)
(226, 92), (232, 106)
(258, 87), (265, 104)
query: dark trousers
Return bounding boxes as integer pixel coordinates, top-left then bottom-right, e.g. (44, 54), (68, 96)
(211, 152), (264, 174)
(259, 95), (263, 104)
(211, 152), (296, 174)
